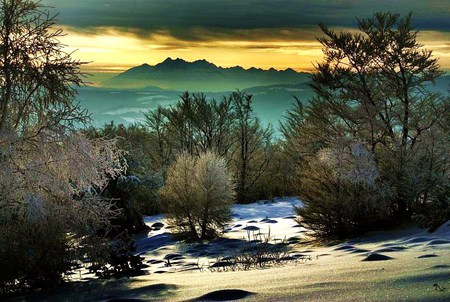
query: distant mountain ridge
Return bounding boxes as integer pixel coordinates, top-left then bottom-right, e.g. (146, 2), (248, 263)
(104, 57), (311, 92)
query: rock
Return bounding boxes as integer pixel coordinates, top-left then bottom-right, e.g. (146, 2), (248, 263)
(164, 253), (183, 260)
(418, 254), (438, 259)
(242, 226), (260, 231)
(431, 265), (450, 269)
(210, 261), (234, 268)
(151, 222), (164, 228)
(362, 253), (393, 261)
(195, 289), (254, 301)
(427, 239), (450, 245)
(264, 219), (278, 224)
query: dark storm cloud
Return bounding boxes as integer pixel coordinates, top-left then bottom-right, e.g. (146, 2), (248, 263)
(42, 0), (450, 41)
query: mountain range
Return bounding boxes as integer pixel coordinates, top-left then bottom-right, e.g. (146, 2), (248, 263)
(104, 57), (311, 92)
(80, 60), (449, 130)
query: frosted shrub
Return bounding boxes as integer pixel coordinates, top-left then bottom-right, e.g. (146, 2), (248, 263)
(159, 152), (235, 240)
(318, 143), (379, 186)
(296, 143), (393, 239)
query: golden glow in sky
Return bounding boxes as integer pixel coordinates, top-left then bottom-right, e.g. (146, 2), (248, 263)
(60, 27), (323, 73)
(60, 27), (450, 74)
(44, 1), (449, 75)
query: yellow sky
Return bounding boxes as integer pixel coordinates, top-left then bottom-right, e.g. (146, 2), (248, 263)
(59, 27), (450, 74)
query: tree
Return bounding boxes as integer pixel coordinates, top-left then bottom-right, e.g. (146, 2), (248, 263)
(85, 122), (164, 223)
(145, 92), (235, 161)
(145, 91), (275, 204)
(295, 142), (392, 238)
(0, 0), (87, 133)
(301, 12), (448, 220)
(230, 91), (273, 203)
(144, 106), (171, 171)
(159, 152), (235, 240)
(0, 0), (125, 293)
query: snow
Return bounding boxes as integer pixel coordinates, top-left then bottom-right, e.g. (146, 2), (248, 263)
(226, 197), (304, 242)
(231, 197), (302, 220)
(134, 197), (304, 275)
(50, 201), (450, 301)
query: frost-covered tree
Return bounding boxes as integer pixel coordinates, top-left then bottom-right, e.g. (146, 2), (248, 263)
(159, 151), (235, 240)
(85, 122), (165, 231)
(0, 0), (126, 293)
(296, 142), (392, 238)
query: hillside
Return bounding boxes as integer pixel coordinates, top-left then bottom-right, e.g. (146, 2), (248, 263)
(78, 74), (449, 129)
(77, 82), (313, 129)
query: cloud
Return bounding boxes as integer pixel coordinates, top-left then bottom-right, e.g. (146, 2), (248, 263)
(42, 0), (450, 42)
(46, 1), (449, 72)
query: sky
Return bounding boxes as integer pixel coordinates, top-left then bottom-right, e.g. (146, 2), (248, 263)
(42, 0), (450, 73)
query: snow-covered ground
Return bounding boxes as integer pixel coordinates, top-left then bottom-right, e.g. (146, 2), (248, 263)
(132, 213), (450, 301)
(137, 197), (305, 274)
(138, 197), (450, 278)
(24, 198), (450, 301)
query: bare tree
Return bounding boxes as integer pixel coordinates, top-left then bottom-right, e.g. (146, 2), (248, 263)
(0, 0), (87, 134)
(230, 91), (273, 203)
(144, 92), (235, 161)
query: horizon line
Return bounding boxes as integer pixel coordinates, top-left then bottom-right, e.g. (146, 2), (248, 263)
(80, 57), (318, 74)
